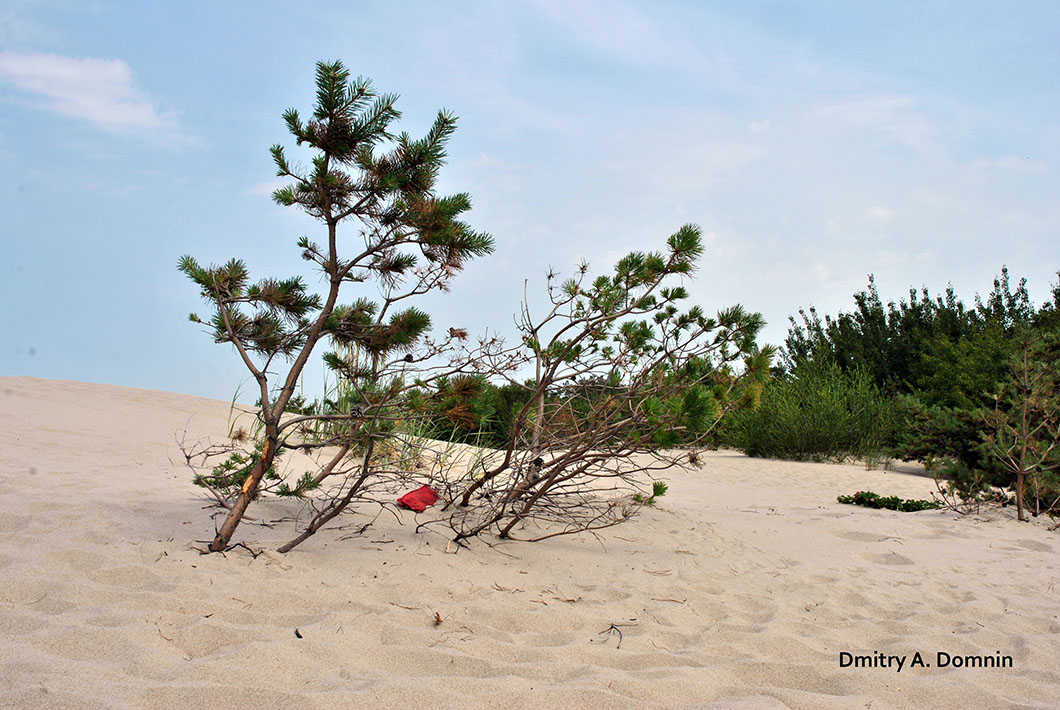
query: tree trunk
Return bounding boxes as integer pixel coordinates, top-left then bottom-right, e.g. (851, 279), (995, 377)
(1016, 469), (1026, 522)
(209, 437), (276, 551)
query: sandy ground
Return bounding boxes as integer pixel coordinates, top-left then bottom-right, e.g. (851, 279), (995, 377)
(1, 376), (1058, 709)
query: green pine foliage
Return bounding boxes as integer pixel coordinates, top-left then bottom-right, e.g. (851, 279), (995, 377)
(889, 396), (998, 476)
(180, 61), (494, 395)
(192, 440), (283, 500)
(180, 61), (494, 552)
(633, 481), (669, 506)
(450, 225), (774, 541)
(723, 360), (896, 462)
(985, 331), (1060, 519)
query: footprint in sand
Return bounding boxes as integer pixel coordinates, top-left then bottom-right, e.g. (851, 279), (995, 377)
(830, 530), (890, 542)
(86, 565), (171, 592)
(1016, 539), (1053, 553)
(861, 552), (914, 566)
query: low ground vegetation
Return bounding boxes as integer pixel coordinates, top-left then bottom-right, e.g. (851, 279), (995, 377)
(836, 491), (939, 512)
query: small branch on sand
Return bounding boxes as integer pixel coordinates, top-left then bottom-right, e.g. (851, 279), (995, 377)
(227, 542), (263, 558)
(597, 622), (637, 649)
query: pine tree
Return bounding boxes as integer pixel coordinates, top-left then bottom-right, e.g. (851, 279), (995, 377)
(986, 332), (1060, 521)
(446, 226), (774, 541)
(179, 61), (492, 552)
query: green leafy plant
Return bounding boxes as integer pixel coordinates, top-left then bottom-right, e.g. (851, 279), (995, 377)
(837, 490), (939, 512)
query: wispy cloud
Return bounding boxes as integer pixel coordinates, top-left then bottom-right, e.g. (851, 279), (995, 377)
(524, 0), (854, 98)
(867, 206), (894, 221)
(0, 7), (58, 45)
(810, 95), (933, 149)
(245, 177), (287, 196)
(528, 0), (704, 71)
(0, 51), (183, 138)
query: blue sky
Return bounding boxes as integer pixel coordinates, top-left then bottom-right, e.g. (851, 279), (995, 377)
(2, 1), (1058, 400)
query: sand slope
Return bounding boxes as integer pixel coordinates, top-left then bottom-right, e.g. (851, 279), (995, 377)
(1, 376), (1058, 709)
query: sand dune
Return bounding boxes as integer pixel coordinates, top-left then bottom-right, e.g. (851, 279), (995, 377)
(1, 376), (1058, 709)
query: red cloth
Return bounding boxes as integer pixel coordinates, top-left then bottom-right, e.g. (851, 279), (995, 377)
(397, 485), (439, 512)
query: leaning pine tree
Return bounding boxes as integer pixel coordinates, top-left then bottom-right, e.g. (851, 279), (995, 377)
(441, 228), (775, 542)
(179, 61), (493, 552)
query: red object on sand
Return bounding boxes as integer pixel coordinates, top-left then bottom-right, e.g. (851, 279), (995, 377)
(397, 485), (439, 512)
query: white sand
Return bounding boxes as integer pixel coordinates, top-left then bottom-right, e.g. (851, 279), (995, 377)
(1, 376), (1058, 709)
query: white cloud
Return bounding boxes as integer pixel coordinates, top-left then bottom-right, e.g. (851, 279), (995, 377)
(528, 0), (704, 71)
(245, 177), (288, 196)
(748, 119), (771, 133)
(0, 51), (182, 137)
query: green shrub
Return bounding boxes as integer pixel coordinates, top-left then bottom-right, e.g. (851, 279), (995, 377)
(837, 490), (939, 512)
(724, 361), (897, 462)
(890, 395), (999, 476)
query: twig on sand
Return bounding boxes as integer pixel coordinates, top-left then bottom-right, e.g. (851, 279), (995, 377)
(598, 622), (636, 649)
(227, 542), (263, 558)
(338, 522), (374, 540)
(553, 594), (582, 603)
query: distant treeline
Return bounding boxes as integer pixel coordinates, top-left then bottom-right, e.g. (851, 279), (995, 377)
(723, 267), (1060, 520)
